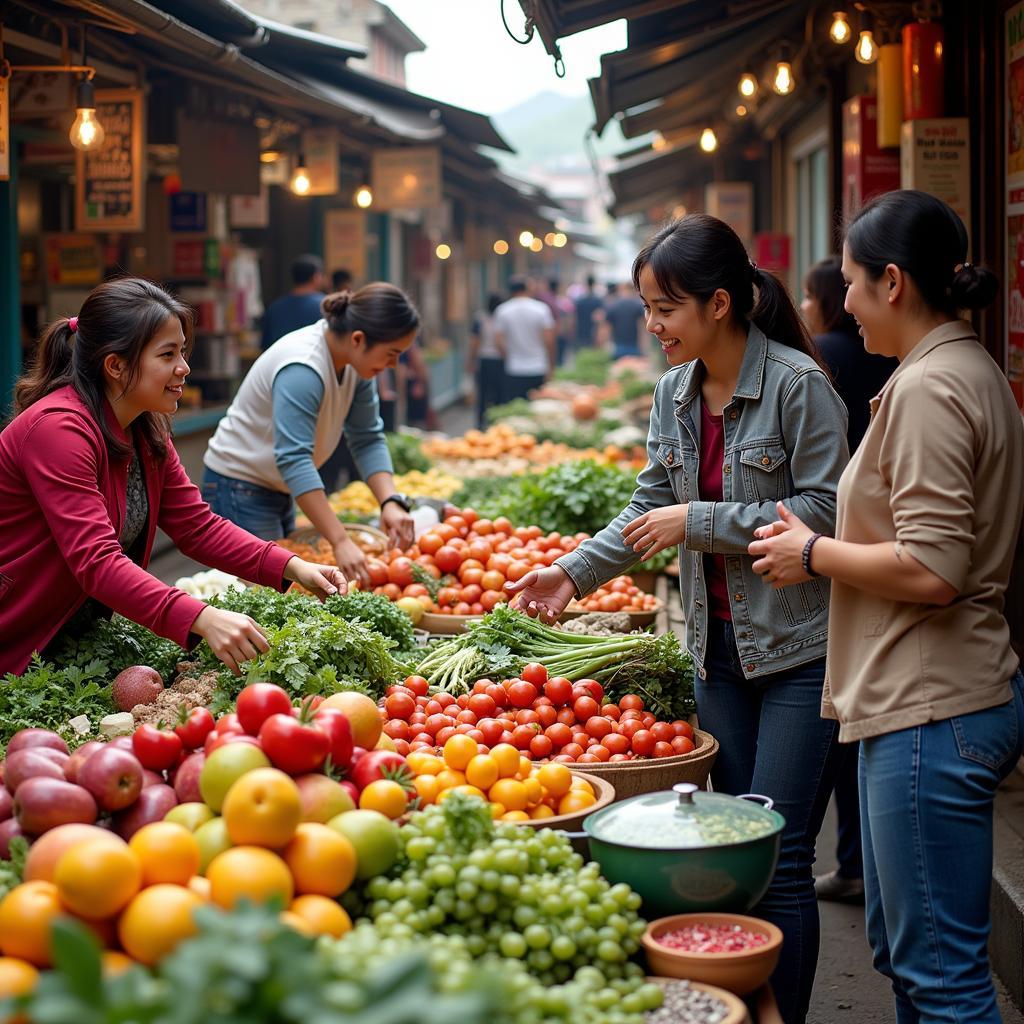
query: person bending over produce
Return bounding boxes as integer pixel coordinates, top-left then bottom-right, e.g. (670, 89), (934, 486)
(201, 284), (418, 587)
(0, 278), (346, 677)
(508, 214), (850, 1024)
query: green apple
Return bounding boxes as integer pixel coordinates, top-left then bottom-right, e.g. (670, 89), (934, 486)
(165, 801), (216, 833)
(199, 744), (270, 812)
(194, 816), (232, 873)
(327, 809), (400, 880)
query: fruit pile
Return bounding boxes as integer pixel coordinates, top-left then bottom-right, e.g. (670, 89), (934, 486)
(382, 667), (696, 764)
(368, 510), (588, 617)
(571, 575), (659, 614)
(327, 468), (463, 516)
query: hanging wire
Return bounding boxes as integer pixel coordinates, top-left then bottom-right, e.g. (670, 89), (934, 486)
(500, 0), (534, 44)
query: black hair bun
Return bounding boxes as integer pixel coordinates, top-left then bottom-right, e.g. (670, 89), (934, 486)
(950, 265), (999, 311)
(321, 291), (352, 318)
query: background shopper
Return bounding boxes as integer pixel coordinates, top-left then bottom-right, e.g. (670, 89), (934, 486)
(260, 254), (327, 351)
(468, 293), (506, 427)
(493, 277), (555, 401)
(750, 190), (1024, 1024)
(0, 278), (345, 677)
(509, 214), (849, 1024)
(573, 274), (603, 353)
(599, 281), (647, 358)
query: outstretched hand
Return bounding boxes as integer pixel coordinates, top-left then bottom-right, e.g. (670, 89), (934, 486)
(504, 565), (577, 623)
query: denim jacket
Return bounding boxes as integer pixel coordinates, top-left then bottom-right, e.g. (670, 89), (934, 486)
(557, 323), (849, 680)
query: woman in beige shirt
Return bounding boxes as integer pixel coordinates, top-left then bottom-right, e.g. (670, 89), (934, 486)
(748, 189), (1024, 1024)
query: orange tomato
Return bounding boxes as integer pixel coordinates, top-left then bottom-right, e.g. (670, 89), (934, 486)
(501, 810), (530, 822)
(207, 846), (294, 910)
(0, 956), (38, 1000)
(459, 567), (485, 586)
(222, 767), (302, 849)
(320, 691), (383, 749)
(406, 751), (444, 775)
(412, 774), (442, 804)
(488, 778), (528, 812)
(117, 884), (203, 966)
(435, 768), (467, 790)
(570, 776), (595, 795)
(0, 882), (63, 966)
(100, 950), (135, 977)
(358, 779), (410, 820)
(282, 823), (357, 896)
(54, 840), (142, 920)
(490, 743), (521, 778)
(443, 733), (478, 771)
(289, 894), (352, 937)
(465, 754), (499, 791)
(557, 790), (597, 815)
(523, 777), (544, 808)
(129, 822), (201, 887)
(419, 532), (444, 555)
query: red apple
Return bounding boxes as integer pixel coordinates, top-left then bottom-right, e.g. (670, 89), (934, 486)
(339, 779), (359, 805)
(0, 817), (24, 858)
(112, 784), (177, 840)
(294, 773), (356, 822)
(107, 736), (135, 752)
(6, 729), (69, 757)
(4, 748), (69, 794)
(111, 665), (164, 712)
(77, 747), (144, 812)
(172, 752), (205, 804)
(63, 741), (105, 784)
(14, 777), (97, 834)
(141, 769), (165, 790)
(0, 789), (11, 821)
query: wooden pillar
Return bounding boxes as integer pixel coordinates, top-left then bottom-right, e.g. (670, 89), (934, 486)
(0, 138), (20, 416)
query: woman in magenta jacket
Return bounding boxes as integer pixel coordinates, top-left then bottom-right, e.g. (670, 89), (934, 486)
(0, 277), (345, 677)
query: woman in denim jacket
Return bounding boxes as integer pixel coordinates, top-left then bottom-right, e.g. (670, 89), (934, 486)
(509, 215), (850, 1024)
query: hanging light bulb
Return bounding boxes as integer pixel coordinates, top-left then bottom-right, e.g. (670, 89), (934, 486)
(772, 59), (795, 95)
(518, 230), (534, 248)
(829, 11), (852, 45)
(738, 73), (758, 99)
(736, 104), (749, 117)
(354, 185), (373, 208)
(493, 239), (509, 255)
(699, 127), (718, 153)
(435, 243), (451, 260)
(69, 77), (105, 151)
(855, 14), (879, 64)
(290, 154), (311, 195)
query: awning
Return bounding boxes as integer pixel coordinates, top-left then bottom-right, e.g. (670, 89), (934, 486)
(524, 1), (678, 58)
(606, 141), (706, 218)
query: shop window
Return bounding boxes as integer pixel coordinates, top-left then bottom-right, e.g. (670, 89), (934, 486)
(794, 146), (830, 287)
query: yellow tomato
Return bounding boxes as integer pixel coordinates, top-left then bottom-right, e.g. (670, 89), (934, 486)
(435, 768), (467, 791)
(570, 776), (595, 796)
(358, 779), (410, 820)
(535, 762), (572, 799)
(523, 777), (544, 808)
(465, 755), (499, 791)
(490, 744), (521, 779)
(489, 802), (505, 819)
(443, 734), (478, 772)
(558, 790), (596, 815)
(530, 804), (556, 820)
(501, 810), (530, 822)
(488, 778), (528, 812)
(517, 756), (532, 780)
(406, 752), (444, 776)
(412, 775), (441, 805)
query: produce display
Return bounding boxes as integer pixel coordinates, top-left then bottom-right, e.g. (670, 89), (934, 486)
(570, 575), (660, 614)
(654, 923), (771, 953)
(326, 468), (463, 517)
(645, 980), (732, 1024)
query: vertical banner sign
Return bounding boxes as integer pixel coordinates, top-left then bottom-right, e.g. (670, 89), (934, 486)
(900, 118), (971, 236)
(1007, 2), (1024, 410)
(75, 89), (145, 232)
(324, 209), (367, 282)
(0, 75), (9, 182)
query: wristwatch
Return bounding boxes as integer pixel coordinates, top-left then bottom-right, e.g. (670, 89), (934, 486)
(380, 493), (412, 513)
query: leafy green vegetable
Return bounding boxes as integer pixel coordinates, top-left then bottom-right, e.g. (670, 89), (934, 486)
(0, 837), (28, 901)
(386, 432), (430, 474)
(553, 348), (611, 386)
(44, 615), (184, 683)
(324, 589), (416, 652)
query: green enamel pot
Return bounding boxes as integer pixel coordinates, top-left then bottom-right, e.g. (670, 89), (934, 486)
(576, 783), (785, 917)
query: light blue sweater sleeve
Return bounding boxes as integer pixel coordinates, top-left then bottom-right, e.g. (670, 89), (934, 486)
(271, 363), (327, 498)
(345, 376), (394, 480)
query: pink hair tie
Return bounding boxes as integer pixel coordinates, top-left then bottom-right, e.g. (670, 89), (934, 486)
(68, 317), (79, 332)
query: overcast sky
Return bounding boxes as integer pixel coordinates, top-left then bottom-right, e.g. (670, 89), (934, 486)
(383, 1), (625, 115)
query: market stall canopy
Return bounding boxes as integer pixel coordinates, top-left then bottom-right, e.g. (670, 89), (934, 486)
(523, 0), (679, 56)
(606, 139), (705, 218)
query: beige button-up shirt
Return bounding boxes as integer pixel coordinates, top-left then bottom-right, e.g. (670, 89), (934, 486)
(823, 321), (1024, 741)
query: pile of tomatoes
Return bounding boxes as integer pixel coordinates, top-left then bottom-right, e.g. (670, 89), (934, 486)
(572, 575), (659, 614)
(381, 666), (696, 764)
(366, 510), (590, 616)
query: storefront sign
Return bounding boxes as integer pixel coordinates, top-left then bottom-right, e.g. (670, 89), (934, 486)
(900, 118), (971, 237)
(44, 235), (102, 286)
(753, 233), (791, 274)
(842, 95), (900, 219)
(170, 192), (207, 232)
(324, 209), (367, 283)
(704, 183), (753, 244)
(229, 188), (269, 229)
(371, 146), (442, 210)
(75, 89), (145, 232)
(303, 129), (339, 196)
(1006, 2), (1024, 410)
(0, 76), (8, 182)
(9, 70), (71, 118)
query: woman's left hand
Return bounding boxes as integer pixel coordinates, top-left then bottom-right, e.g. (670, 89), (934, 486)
(284, 557), (348, 600)
(620, 505), (687, 561)
(380, 502), (415, 550)
(747, 502), (815, 588)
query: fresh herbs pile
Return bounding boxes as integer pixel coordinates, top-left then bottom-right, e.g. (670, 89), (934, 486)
(386, 432), (431, 474)
(44, 614), (184, 682)
(415, 605), (693, 719)
(552, 348), (611, 387)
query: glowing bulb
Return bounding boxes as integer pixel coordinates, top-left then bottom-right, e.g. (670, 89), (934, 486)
(855, 30), (878, 64)
(493, 239), (509, 255)
(290, 155), (311, 195)
(736, 104), (748, 117)
(699, 127), (718, 153)
(553, 233), (567, 248)
(354, 186), (373, 208)
(651, 131), (668, 151)
(435, 243), (451, 260)
(530, 237), (543, 253)
(69, 79), (105, 151)
(544, 232), (557, 246)
(829, 11), (851, 44)
(738, 73), (758, 98)
(518, 231), (534, 248)
(772, 61), (795, 95)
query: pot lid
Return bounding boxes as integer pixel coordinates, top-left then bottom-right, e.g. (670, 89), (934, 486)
(583, 783), (784, 850)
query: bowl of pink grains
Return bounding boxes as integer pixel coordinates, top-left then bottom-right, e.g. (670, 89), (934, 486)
(642, 913), (783, 995)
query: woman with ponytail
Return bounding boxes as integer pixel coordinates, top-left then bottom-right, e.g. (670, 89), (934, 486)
(509, 214), (849, 1023)
(201, 283), (419, 587)
(751, 190), (1024, 1023)
(0, 277), (346, 677)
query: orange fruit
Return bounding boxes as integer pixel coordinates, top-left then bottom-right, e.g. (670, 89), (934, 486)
(557, 790), (596, 815)
(438, 784), (486, 803)
(570, 776), (595, 795)
(523, 777), (543, 808)
(488, 778), (528, 812)
(54, 841), (142, 920)
(405, 752), (444, 776)
(0, 956), (38, 998)
(221, 768), (302, 848)
(0, 881), (64, 967)
(279, 910), (316, 936)
(489, 802), (505, 819)
(129, 823), (201, 886)
(535, 762), (572, 798)
(412, 775), (441, 805)
(117, 884), (202, 966)
(206, 846), (293, 910)
(530, 804), (556, 820)
(23, 824), (125, 883)
(100, 950), (136, 977)
(501, 810), (530, 822)
(289, 895), (353, 937)
(187, 875), (212, 901)
(435, 768), (466, 791)
(490, 744), (521, 778)
(282, 823), (357, 897)
(319, 692), (382, 749)
(465, 755), (499, 791)
(359, 779), (410, 820)
(442, 734), (477, 771)
(517, 756), (532, 780)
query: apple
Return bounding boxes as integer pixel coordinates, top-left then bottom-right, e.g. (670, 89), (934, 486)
(339, 780), (359, 805)
(6, 728), (69, 757)
(78, 747), (144, 812)
(23, 822), (126, 882)
(194, 816), (232, 872)
(221, 768), (301, 847)
(14, 777), (97, 834)
(327, 808), (400, 880)
(294, 773), (356, 823)
(164, 802), (215, 833)
(141, 769), (165, 790)
(0, 817), (24, 858)
(0, 789), (11, 821)
(172, 752), (205, 804)
(63, 741), (105, 784)
(108, 736), (135, 752)
(4, 748), (69, 794)
(112, 783), (177, 840)
(199, 744), (270, 813)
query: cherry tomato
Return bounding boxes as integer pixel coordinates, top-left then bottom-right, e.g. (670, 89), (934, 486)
(521, 663), (548, 687)
(236, 683), (293, 736)
(573, 696), (600, 721)
(434, 546), (463, 575)
(485, 683), (508, 709)
(544, 677), (573, 706)
(204, 731), (261, 756)
(507, 680), (539, 709)
(174, 706), (215, 750)
(214, 713), (244, 736)
(590, 745), (611, 762)
(631, 729), (656, 757)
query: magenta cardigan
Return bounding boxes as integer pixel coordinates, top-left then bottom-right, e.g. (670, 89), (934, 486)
(0, 385), (294, 675)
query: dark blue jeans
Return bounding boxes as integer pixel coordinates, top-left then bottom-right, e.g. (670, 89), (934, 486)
(476, 357), (505, 428)
(860, 669), (1024, 1024)
(200, 467), (295, 541)
(834, 738), (863, 879)
(696, 619), (841, 1024)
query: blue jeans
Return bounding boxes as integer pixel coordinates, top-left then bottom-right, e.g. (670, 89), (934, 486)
(834, 739), (863, 878)
(200, 467), (295, 541)
(860, 669), (1024, 1024)
(696, 619), (841, 1024)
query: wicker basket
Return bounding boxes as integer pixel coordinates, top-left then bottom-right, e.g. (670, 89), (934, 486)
(567, 728), (718, 799)
(560, 598), (664, 628)
(287, 522), (389, 558)
(522, 771), (616, 831)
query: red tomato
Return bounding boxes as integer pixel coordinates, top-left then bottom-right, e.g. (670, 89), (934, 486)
(618, 719), (644, 740)
(424, 714), (453, 736)
(367, 559), (389, 586)
(485, 683), (508, 708)
(653, 741), (675, 758)
(556, 707), (576, 727)
(468, 693), (497, 718)
(572, 730), (590, 748)
(543, 677), (573, 706)
(511, 724), (541, 750)
(573, 696), (600, 721)
(455, 709), (478, 726)
(385, 692), (417, 721)
(132, 724), (183, 771)
(545, 723), (572, 748)
(214, 713), (244, 736)
(631, 729), (656, 757)
(424, 699), (443, 716)
(672, 720), (695, 739)
(435, 693), (457, 709)
(609, 753), (631, 763)
(576, 679), (604, 704)
(585, 716), (613, 740)
(529, 734), (553, 759)
(384, 720), (410, 741)
(258, 713), (329, 774)
(619, 694), (645, 712)
(561, 743), (584, 761)
(507, 680), (539, 709)
(535, 705), (558, 728)
(419, 533), (444, 556)
(603, 732), (631, 756)
(515, 709), (540, 726)
(436, 586), (460, 608)
(521, 663), (548, 687)
(590, 745), (611, 762)
(236, 683), (293, 736)
(436, 727), (457, 745)
(472, 678), (492, 694)
(650, 722), (676, 743)
(204, 732), (261, 756)
(600, 704), (621, 721)
(478, 718), (505, 746)
(619, 710), (644, 723)
(434, 546), (463, 575)
(349, 750), (410, 792)
(671, 735), (696, 755)
(310, 708), (354, 768)
(577, 753), (600, 764)
(174, 707), (215, 750)
(387, 557), (415, 587)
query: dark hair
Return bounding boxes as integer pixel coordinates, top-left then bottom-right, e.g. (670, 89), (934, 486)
(586, 274), (596, 289)
(805, 257), (857, 335)
(487, 293), (504, 314)
(548, 278), (560, 292)
(845, 189), (998, 315)
(322, 282), (420, 348)
(633, 214), (825, 370)
(14, 277), (192, 460)
(291, 254), (324, 285)
(331, 267), (353, 291)
(508, 277), (528, 295)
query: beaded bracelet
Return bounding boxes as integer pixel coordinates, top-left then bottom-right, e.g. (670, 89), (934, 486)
(802, 533), (823, 577)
